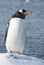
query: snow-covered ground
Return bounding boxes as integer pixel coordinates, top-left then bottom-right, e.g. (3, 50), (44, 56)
(0, 53), (44, 65)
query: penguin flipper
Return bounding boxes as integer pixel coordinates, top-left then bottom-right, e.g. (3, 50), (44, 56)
(3, 22), (10, 44)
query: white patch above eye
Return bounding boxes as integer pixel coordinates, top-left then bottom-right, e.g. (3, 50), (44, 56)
(19, 9), (23, 13)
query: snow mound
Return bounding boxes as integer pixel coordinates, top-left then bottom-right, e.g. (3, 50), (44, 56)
(0, 53), (44, 65)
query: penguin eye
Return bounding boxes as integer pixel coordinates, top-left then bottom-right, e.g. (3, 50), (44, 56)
(22, 9), (26, 13)
(19, 9), (26, 13)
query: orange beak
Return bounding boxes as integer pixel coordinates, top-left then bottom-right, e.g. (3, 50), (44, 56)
(24, 11), (32, 15)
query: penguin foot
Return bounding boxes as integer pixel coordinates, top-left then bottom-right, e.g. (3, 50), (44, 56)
(9, 50), (21, 54)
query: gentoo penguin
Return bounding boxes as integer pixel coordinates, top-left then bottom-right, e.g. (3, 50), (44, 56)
(4, 9), (32, 53)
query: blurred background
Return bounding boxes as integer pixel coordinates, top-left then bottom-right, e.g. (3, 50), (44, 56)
(0, 0), (44, 60)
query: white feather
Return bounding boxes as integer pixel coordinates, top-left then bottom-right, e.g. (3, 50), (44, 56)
(6, 18), (26, 53)
(19, 9), (23, 13)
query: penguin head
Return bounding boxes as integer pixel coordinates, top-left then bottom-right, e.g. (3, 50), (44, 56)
(12, 9), (32, 19)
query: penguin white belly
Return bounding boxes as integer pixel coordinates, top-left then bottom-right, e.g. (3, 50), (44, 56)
(6, 18), (26, 53)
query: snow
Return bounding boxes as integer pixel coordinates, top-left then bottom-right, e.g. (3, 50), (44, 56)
(0, 53), (44, 65)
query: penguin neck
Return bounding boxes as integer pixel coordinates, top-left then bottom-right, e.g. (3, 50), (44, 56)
(12, 13), (25, 19)
(9, 17), (25, 26)
(13, 18), (21, 20)
(10, 18), (21, 23)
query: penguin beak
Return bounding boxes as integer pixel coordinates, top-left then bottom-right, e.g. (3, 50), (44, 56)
(24, 11), (32, 15)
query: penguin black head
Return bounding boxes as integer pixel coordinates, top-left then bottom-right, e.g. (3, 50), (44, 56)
(12, 9), (32, 19)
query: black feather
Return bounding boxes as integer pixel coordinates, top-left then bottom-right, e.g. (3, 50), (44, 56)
(3, 22), (10, 44)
